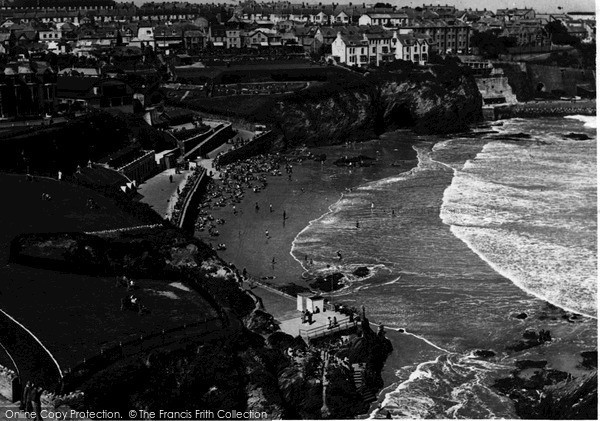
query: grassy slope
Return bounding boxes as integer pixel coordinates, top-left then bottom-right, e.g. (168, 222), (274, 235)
(0, 175), (216, 388)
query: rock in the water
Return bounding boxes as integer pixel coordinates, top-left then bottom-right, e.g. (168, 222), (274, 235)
(564, 132), (592, 140)
(474, 350), (496, 359)
(580, 351), (597, 369)
(310, 273), (344, 292)
(508, 329), (552, 352)
(515, 360), (548, 370)
(512, 312), (528, 320)
(352, 266), (370, 277)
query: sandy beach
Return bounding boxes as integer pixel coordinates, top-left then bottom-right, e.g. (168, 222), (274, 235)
(193, 136), (446, 415)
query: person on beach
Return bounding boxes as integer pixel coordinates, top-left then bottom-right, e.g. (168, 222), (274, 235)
(271, 257), (276, 269)
(371, 202), (375, 210)
(233, 205), (237, 215)
(265, 230), (269, 239)
(337, 250), (342, 260)
(283, 210), (286, 220)
(169, 174), (173, 183)
(255, 202), (260, 213)
(333, 316), (338, 327)
(391, 209), (395, 217)
(356, 220), (360, 228)
(269, 203), (273, 213)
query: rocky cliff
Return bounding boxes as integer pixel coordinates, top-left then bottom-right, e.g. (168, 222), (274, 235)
(270, 63), (483, 147)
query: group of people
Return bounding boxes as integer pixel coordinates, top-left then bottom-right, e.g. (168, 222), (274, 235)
(19, 381), (43, 420)
(116, 275), (145, 315)
(301, 309), (314, 325)
(195, 153), (285, 241)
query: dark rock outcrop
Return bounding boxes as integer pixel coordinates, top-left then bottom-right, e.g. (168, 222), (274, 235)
(474, 350), (496, 359)
(494, 370), (597, 420)
(581, 351), (597, 369)
(515, 360), (548, 370)
(271, 63), (482, 147)
(310, 272), (345, 292)
(564, 132), (592, 140)
(507, 329), (552, 352)
(352, 266), (370, 278)
(245, 309), (279, 336)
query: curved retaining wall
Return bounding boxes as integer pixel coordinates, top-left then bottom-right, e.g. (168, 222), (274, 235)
(216, 131), (276, 167)
(176, 170), (209, 232)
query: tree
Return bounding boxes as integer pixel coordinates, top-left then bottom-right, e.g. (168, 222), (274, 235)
(545, 21), (580, 46)
(470, 30), (515, 58)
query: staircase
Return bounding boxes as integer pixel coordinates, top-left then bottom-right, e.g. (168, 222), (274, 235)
(352, 364), (377, 404)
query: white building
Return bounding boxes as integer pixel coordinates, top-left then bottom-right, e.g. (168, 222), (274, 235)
(362, 30), (395, 66)
(359, 13), (409, 27)
(38, 28), (62, 41)
(392, 32), (430, 65)
(331, 32), (369, 66)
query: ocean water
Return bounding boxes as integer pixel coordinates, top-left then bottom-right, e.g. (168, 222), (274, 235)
(291, 117), (597, 418)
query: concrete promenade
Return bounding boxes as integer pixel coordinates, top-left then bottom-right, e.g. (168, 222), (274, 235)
(138, 168), (192, 219)
(138, 126), (254, 217)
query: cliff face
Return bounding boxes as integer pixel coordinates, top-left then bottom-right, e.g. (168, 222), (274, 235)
(271, 64), (482, 147)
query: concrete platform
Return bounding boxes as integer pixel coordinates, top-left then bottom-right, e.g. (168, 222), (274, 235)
(279, 310), (351, 340)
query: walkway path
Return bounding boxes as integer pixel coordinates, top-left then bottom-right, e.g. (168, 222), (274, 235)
(195, 128), (254, 179)
(138, 168), (192, 219)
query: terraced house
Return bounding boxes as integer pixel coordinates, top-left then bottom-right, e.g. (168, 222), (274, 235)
(331, 32), (368, 66)
(392, 32), (430, 65)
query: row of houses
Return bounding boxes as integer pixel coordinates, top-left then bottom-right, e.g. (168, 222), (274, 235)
(330, 26), (430, 66)
(0, 57), (138, 119)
